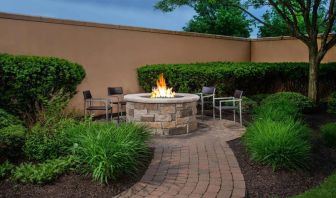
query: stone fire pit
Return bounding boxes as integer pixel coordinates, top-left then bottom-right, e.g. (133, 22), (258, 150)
(124, 93), (199, 135)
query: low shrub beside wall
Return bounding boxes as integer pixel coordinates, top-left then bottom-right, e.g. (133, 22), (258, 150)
(138, 62), (336, 97)
(0, 54), (86, 123)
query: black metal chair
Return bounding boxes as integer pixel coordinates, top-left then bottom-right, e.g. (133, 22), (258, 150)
(196, 86), (216, 120)
(108, 87), (126, 122)
(213, 90), (243, 126)
(83, 90), (112, 120)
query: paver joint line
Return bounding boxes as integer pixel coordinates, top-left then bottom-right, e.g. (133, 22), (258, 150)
(114, 119), (246, 198)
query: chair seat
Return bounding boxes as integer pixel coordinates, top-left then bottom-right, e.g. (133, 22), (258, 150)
(86, 106), (112, 111)
(214, 106), (238, 110)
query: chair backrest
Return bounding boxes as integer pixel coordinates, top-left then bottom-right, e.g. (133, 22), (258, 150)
(83, 90), (92, 100)
(202, 86), (216, 95)
(108, 87), (123, 95)
(234, 90), (243, 99)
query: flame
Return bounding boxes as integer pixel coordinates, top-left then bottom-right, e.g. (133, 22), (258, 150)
(151, 73), (176, 98)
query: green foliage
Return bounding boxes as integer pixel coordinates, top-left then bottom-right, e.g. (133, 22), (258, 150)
(327, 92), (336, 114)
(262, 92), (315, 112)
(242, 96), (258, 113)
(254, 101), (299, 122)
(0, 125), (26, 158)
(320, 123), (336, 148)
(0, 161), (14, 179)
(65, 121), (151, 184)
(0, 108), (23, 129)
(250, 94), (271, 105)
(137, 62), (336, 98)
(292, 173), (336, 198)
(12, 156), (77, 184)
(243, 119), (311, 170)
(0, 54), (85, 123)
(182, 1), (251, 37)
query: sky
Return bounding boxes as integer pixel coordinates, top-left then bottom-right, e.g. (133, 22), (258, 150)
(0, 0), (263, 37)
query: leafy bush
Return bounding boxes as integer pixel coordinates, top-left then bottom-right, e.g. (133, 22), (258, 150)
(0, 54), (85, 123)
(320, 123), (336, 148)
(250, 94), (271, 105)
(327, 92), (336, 114)
(243, 119), (311, 170)
(24, 118), (76, 162)
(138, 62), (336, 98)
(262, 92), (315, 112)
(0, 161), (14, 179)
(254, 101), (299, 122)
(242, 96), (258, 113)
(12, 156), (77, 184)
(65, 121), (151, 184)
(0, 108), (23, 129)
(0, 125), (26, 158)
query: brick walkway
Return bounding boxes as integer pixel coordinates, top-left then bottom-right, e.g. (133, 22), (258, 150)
(115, 119), (246, 198)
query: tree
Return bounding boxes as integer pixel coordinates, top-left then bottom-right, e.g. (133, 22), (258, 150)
(259, 7), (326, 37)
(182, 1), (251, 37)
(156, 0), (336, 101)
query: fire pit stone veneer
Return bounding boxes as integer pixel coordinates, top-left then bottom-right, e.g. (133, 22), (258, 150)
(124, 93), (199, 135)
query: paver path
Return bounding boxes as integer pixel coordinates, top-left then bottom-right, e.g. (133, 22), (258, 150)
(115, 119), (246, 198)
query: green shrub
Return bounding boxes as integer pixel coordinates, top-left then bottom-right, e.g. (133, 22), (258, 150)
(65, 121), (151, 184)
(0, 108), (23, 129)
(24, 118), (76, 162)
(250, 94), (271, 105)
(0, 125), (26, 158)
(243, 119), (311, 170)
(327, 92), (336, 114)
(320, 123), (336, 148)
(12, 156), (77, 184)
(138, 62), (336, 97)
(242, 96), (258, 113)
(262, 92), (315, 112)
(0, 161), (14, 179)
(254, 101), (299, 122)
(0, 54), (85, 123)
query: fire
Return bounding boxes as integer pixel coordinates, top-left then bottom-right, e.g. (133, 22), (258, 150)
(151, 73), (176, 98)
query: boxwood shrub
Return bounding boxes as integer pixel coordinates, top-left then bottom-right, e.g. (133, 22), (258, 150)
(320, 123), (336, 148)
(138, 62), (336, 97)
(0, 54), (85, 123)
(327, 92), (336, 114)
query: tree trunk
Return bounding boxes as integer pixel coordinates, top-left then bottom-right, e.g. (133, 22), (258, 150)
(308, 50), (320, 102)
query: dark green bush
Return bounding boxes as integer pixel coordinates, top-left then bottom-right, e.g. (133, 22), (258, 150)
(250, 94), (271, 105)
(242, 96), (258, 113)
(138, 62), (336, 98)
(12, 156), (77, 184)
(0, 54), (85, 123)
(65, 121), (151, 184)
(0, 125), (26, 158)
(320, 123), (336, 148)
(0, 161), (14, 179)
(254, 101), (299, 122)
(262, 92), (315, 112)
(243, 119), (311, 170)
(327, 92), (336, 114)
(0, 108), (23, 129)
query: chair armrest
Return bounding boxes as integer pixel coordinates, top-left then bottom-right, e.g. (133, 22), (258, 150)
(109, 95), (121, 102)
(219, 99), (241, 105)
(85, 98), (112, 104)
(214, 97), (234, 101)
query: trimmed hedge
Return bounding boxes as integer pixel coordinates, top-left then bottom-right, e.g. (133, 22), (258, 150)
(138, 62), (336, 97)
(0, 54), (85, 123)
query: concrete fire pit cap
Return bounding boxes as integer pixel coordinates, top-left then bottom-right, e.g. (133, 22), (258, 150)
(124, 93), (200, 104)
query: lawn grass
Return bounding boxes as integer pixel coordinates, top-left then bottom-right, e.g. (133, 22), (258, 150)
(293, 173), (336, 198)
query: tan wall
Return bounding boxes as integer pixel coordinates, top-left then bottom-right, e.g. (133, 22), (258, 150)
(0, 13), (250, 111)
(251, 37), (336, 62)
(0, 13), (335, 112)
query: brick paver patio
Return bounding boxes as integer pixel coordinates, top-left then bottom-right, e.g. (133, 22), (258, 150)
(115, 119), (246, 198)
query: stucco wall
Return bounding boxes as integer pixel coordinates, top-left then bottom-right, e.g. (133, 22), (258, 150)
(251, 37), (336, 63)
(0, 13), (335, 112)
(0, 13), (250, 111)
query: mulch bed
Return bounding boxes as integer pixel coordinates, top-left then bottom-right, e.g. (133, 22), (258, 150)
(0, 148), (154, 198)
(228, 111), (336, 198)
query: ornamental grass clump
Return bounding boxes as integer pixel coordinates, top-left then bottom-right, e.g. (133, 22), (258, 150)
(253, 101), (299, 122)
(65, 121), (151, 184)
(243, 119), (311, 170)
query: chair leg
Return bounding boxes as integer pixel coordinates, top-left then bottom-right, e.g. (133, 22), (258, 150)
(233, 110), (236, 122)
(201, 98), (204, 120)
(105, 108), (108, 121)
(220, 108), (222, 120)
(111, 108), (113, 121)
(239, 103), (242, 126)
